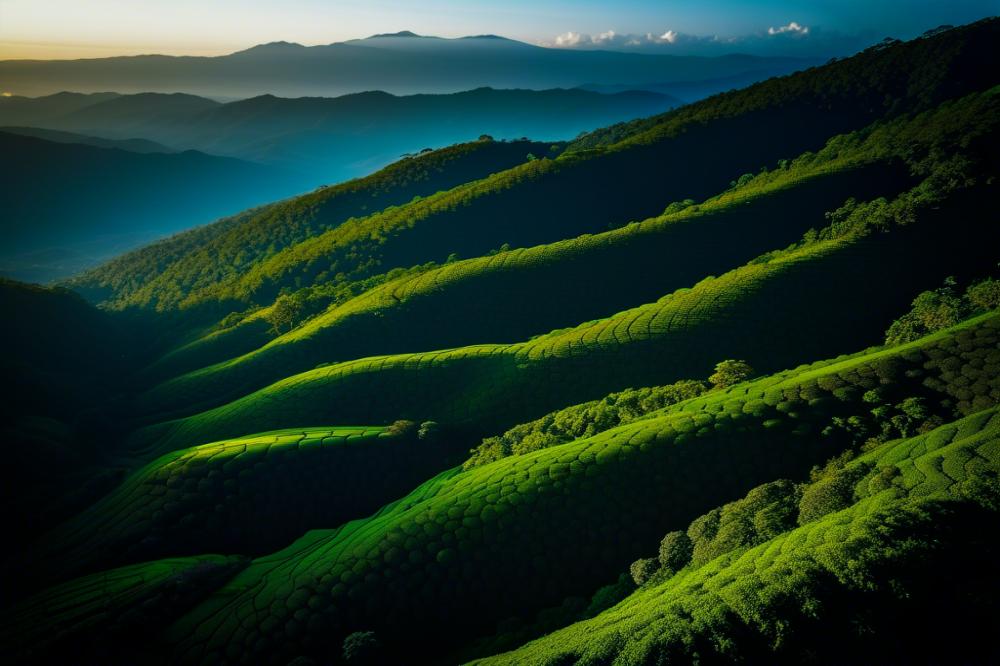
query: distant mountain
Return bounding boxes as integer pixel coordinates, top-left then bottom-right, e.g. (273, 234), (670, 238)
(0, 126), (172, 153)
(0, 132), (309, 282)
(0, 87), (681, 182)
(0, 32), (818, 99)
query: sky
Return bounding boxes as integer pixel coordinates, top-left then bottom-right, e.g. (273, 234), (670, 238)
(0, 0), (996, 59)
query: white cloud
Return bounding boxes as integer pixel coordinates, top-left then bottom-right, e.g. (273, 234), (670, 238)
(658, 30), (679, 44)
(541, 21), (837, 56)
(553, 31), (585, 47)
(768, 21), (810, 36)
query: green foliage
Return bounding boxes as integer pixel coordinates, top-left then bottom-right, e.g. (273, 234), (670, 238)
(264, 292), (306, 335)
(709, 359), (754, 388)
(629, 558), (660, 586)
(463, 380), (708, 469)
(657, 531), (693, 573)
(473, 404), (1000, 666)
(966, 277), (1000, 311)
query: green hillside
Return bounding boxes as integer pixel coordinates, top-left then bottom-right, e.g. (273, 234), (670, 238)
(9, 313), (997, 664)
(132, 88), (997, 419)
(472, 405), (1000, 665)
(5, 21), (1000, 666)
(67, 138), (554, 312)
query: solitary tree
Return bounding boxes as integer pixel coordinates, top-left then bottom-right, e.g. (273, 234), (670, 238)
(710, 360), (754, 388)
(266, 293), (305, 335)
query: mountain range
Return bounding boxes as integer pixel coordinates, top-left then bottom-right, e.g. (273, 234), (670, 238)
(0, 87), (678, 179)
(0, 31), (818, 99)
(2, 18), (999, 666)
(0, 131), (310, 283)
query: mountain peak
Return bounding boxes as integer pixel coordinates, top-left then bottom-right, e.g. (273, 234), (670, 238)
(234, 41), (305, 55)
(367, 30), (422, 39)
(460, 34), (510, 40)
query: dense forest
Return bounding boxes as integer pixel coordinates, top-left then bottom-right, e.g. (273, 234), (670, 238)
(3, 19), (999, 666)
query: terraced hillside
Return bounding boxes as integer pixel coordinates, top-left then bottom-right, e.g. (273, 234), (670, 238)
(8, 313), (999, 664)
(472, 405), (1000, 665)
(134, 87), (1000, 419)
(127, 180), (997, 460)
(7, 21), (1000, 666)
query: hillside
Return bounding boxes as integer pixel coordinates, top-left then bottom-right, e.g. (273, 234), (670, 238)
(4, 21), (1000, 666)
(0, 87), (678, 182)
(0, 32), (815, 99)
(8, 314), (1000, 663)
(130, 88), (997, 421)
(69, 18), (1000, 317)
(0, 132), (310, 282)
(0, 126), (172, 153)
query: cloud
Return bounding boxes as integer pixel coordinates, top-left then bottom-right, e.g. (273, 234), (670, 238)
(768, 21), (810, 36)
(539, 21), (879, 58)
(553, 31), (585, 47)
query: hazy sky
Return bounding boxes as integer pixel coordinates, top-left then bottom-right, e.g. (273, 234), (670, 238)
(0, 0), (996, 59)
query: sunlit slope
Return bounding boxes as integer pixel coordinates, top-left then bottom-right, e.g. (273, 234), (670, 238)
(138, 159), (911, 420)
(126, 185), (997, 460)
(160, 314), (1000, 664)
(69, 19), (1000, 315)
(473, 407), (1000, 665)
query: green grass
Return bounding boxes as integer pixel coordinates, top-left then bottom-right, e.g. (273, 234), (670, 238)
(154, 313), (1000, 664)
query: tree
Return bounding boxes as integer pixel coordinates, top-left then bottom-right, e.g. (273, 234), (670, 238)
(658, 531), (693, 573)
(710, 360), (754, 389)
(629, 557), (660, 586)
(266, 293), (305, 335)
(526, 152), (538, 162)
(386, 419), (418, 437)
(966, 278), (1000, 311)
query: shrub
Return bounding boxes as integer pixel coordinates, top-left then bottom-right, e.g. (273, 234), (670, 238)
(799, 463), (871, 524)
(657, 531), (693, 573)
(966, 278), (1000, 311)
(629, 558), (660, 586)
